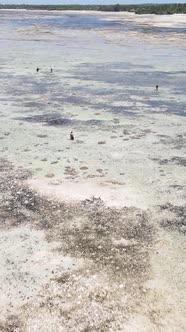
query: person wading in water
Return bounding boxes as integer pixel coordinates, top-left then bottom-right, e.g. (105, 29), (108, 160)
(70, 131), (74, 141)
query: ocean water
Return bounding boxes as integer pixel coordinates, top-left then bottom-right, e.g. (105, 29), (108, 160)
(0, 10), (185, 208)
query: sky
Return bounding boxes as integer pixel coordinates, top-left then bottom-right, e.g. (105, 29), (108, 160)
(0, 0), (185, 5)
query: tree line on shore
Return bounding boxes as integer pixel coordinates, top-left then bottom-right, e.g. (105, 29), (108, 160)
(0, 3), (186, 15)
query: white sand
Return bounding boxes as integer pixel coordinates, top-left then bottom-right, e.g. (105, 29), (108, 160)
(27, 178), (148, 209)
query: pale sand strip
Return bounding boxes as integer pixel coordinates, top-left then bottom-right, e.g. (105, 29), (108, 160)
(27, 178), (148, 209)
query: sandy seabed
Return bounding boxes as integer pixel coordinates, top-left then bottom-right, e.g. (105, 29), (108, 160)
(0, 10), (186, 331)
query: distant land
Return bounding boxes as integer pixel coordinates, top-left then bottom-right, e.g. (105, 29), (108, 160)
(0, 3), (186, 15)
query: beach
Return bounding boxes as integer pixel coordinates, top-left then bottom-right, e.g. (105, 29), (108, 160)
(0, 10), (186, 331)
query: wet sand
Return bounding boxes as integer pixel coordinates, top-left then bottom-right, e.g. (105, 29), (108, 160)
(1, 158), (185, 331)
(0, 10), (186, 331)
